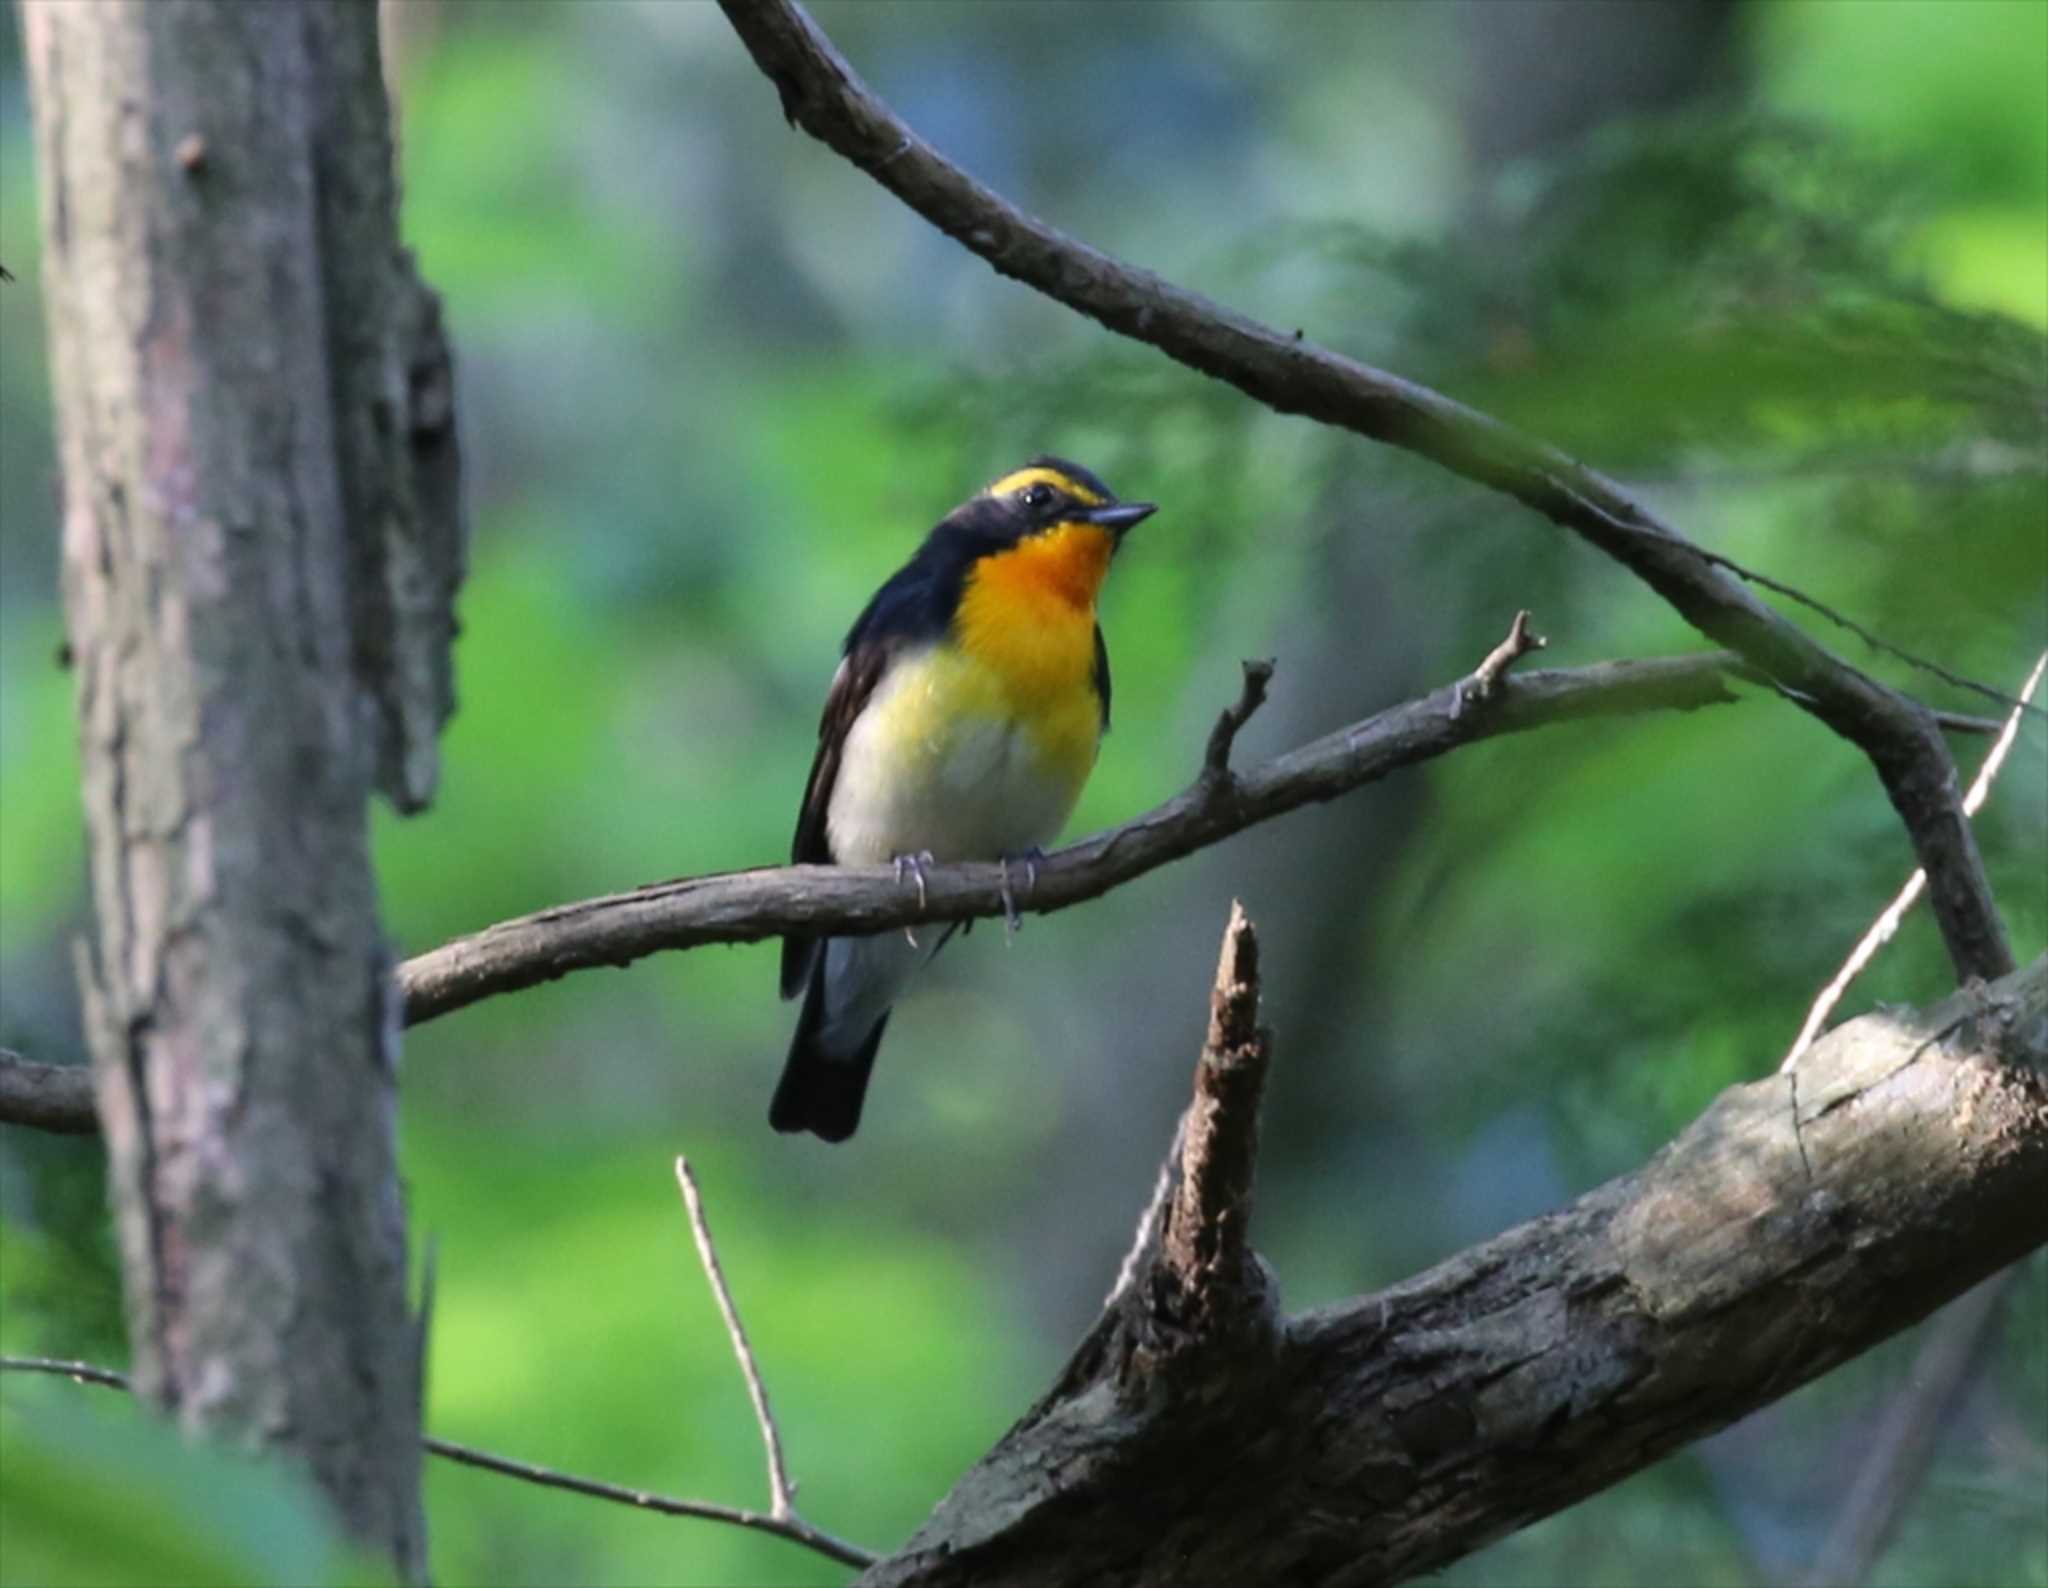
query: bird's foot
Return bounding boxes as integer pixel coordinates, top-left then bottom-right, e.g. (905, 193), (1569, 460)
(998, 847), (1046, 944)
(894, 850), (936, 947)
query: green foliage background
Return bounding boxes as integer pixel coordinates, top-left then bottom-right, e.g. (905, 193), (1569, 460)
(1, 3), (2043, 1585)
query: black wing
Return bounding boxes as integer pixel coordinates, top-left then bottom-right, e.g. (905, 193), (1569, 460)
(1092, 622), (1111, 731)
(780, 637), (895, 998)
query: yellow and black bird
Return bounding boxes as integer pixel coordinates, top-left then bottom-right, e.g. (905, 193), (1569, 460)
(773, 457), (1155, 1141)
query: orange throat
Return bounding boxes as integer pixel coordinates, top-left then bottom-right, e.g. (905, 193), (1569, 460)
(954, 523), (1114, 707)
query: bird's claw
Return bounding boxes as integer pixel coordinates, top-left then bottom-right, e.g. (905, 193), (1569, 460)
(998, 848), (1045, 944)
(894, 851), (936, 947)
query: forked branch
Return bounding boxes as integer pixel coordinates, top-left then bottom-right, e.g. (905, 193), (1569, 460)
(2, 1166), (881, 1579)
(716, 0), (2015, 988)
(395, 650), (1742, 1031)
(1783, 650), (2048, 1067)
(0, 648), (1745, 1137)
(858, 945), (2048, 1588)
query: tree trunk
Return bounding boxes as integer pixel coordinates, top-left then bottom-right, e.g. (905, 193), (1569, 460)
(21, 1), (461, 1576)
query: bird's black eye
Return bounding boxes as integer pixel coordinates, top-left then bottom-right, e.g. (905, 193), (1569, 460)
(1018, 483), (1055, 511)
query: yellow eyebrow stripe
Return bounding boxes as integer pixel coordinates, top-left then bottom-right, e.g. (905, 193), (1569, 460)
(985, 465), (1107, 507)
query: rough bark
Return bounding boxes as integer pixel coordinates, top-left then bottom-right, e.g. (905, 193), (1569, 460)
(21, 1), (461, 1575)
(861, 955), (2048, 1587)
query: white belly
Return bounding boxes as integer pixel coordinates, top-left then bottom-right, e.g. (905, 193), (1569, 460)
(826, 645), (1094, 865)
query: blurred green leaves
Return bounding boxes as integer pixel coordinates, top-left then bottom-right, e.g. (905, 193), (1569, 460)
(0, 1386), (388, 1588)
(1, 2), (2042, 1585)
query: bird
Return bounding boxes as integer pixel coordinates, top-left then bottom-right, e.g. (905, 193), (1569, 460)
(772, 456), (1155, 1142)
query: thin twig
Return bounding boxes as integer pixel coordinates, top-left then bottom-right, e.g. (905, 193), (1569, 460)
(1202, 658), (1276, 780)
(0, 1353), (876, 1572)
(1455, 609), (1548, 715)
(1679, 540), (2047, 724)
(674, 1156), (794, 1521)
(424, 1437), (872, 1569)
(1932, 709), (2005, 737)
(0, 1355), (128, 1390)
(1782, 651), (2048, 1069)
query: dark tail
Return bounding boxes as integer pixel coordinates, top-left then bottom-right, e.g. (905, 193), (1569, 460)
(769, 955), (887, 1143)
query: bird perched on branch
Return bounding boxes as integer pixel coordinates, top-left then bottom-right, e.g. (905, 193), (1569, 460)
(773, 456), (1155, 1142)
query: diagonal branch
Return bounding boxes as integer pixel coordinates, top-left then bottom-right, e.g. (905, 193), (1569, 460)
(859, 951), (2048, 1588)
(395, 651), (1741, 1030)
(0, 650), (1745, 1137)
(715, 0), (2014, 988)
(1783, 649), (2048, 1068)
(674, 1157), (797, 1523)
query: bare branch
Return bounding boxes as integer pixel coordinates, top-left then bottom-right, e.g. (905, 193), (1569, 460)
(423, 1438), (872, 1570)
(715, 0), (2014, 987)
(1201, 659), (1275, 781)
(396, 653), (1744, 1031)
(0, 653), (1748, 1136)
(0, 1354), (877, 1573)
(0, 1052), (96, 1134)
(0, 1355), (128, 1391)
(1783, 650), (2048, 1069)
(1932, 709), (2008, 737)
(673, 1157), (794, 1521)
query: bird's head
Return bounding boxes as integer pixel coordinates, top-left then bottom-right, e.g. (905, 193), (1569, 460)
(936, 455), (1154, 615)
(976, 455), (1156, 544)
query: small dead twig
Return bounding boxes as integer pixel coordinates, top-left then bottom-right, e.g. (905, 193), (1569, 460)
(0, 1354), (876, 1570)
(1157, 901), (1275, 1340)
(673, 1156), (795, 1522)
(0, 1355), (126, 1390)
(1782, 650), (2047, 1070)
(1202, 658), (1276, 782)
(425, 1438), (872, 1567)
(1456, 610), (1548, 715)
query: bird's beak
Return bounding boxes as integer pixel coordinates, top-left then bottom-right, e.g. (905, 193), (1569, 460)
(1086, 500), (1156, 537)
